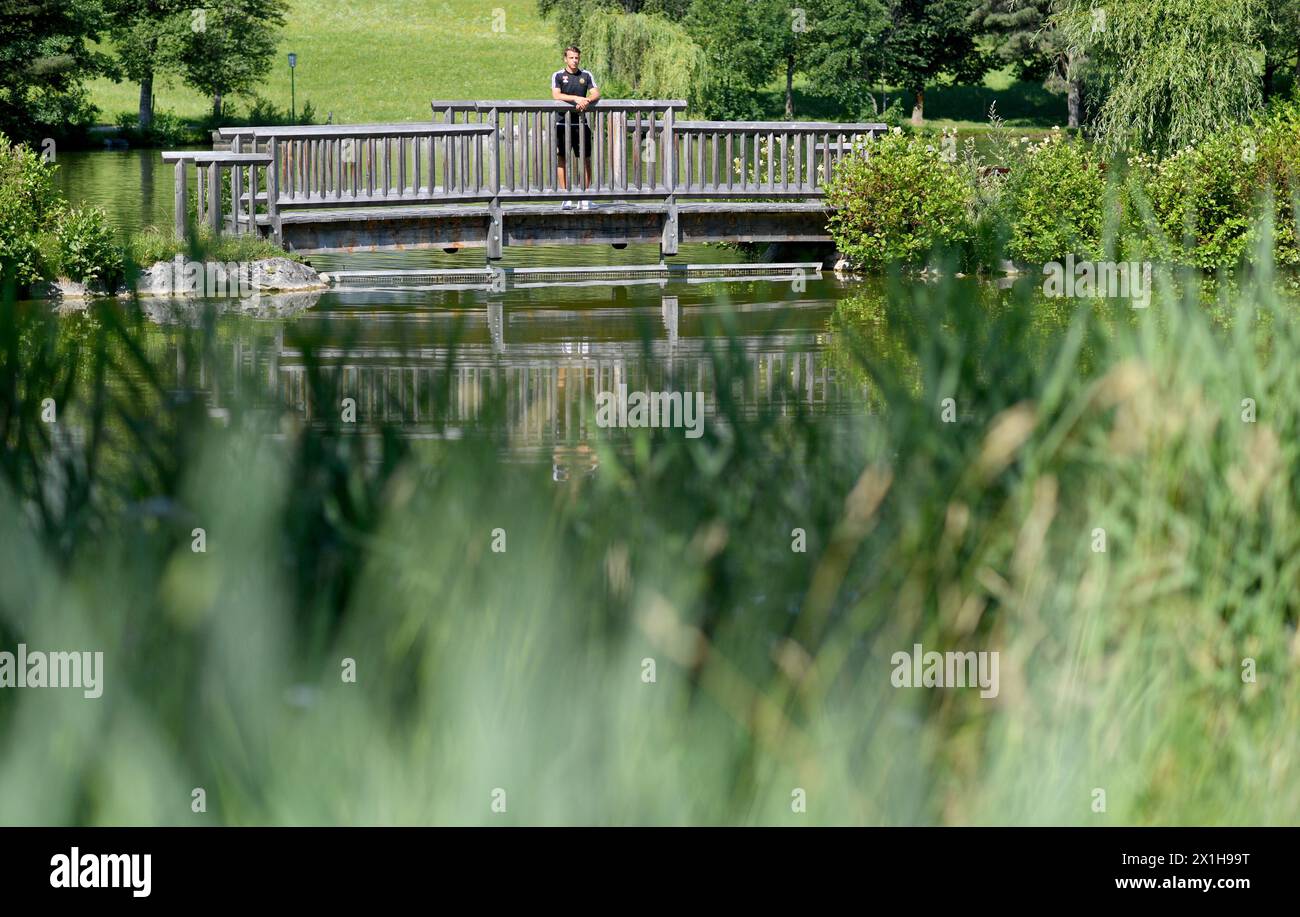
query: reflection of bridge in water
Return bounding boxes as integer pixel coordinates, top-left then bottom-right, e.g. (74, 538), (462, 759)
(208, 292), (860, 455)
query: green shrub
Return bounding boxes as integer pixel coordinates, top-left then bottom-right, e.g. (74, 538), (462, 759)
(1127, 132), (1256, 270)
(1003, 130), (1106, 264)
(1252, 100), (1300, 267)
(113, 110), (199, 148)
(0, 132), (63, 287)
(54, 206), (124, 289)
(824, 128), (972, 270)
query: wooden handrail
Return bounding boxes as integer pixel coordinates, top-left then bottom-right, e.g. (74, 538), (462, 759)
(433, 99), (687, 113)
(162, 151), (273, 163)
(217, 123), (495, 139)
(674, 120), (886, 132)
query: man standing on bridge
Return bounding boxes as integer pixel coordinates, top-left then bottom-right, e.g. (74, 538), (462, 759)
(551, 46), (600, 209)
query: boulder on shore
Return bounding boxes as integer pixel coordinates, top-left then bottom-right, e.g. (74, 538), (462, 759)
(136, 257), (327, 297)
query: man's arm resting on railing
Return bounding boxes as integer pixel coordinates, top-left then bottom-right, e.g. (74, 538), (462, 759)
(551, 86), (600, 110)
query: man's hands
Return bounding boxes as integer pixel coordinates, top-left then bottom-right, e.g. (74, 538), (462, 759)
(550, 89), (592, 110)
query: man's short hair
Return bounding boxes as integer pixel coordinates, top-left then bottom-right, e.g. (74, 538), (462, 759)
(565, 45), (580, 55)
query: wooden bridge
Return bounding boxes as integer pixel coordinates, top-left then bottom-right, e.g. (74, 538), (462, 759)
(163, 101), (883, 259)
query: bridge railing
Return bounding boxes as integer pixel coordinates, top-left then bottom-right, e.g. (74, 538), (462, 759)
(161, 150), (273, 238)
(671, 120), (880, 197)
(432, 100), (688, 199)
(229, 122), (497, 204)
(179, 104), (885, 245)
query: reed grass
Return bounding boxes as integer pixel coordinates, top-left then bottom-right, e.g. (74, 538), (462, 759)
(0, 241), (1297, 825)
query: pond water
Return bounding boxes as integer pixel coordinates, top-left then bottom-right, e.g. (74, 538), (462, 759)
(51, 149), (874, 463)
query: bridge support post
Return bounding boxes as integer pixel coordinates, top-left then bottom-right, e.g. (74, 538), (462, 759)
(173, 158), (189, 241)
(231, 134), (243, 234)
(487, 106), (503, 261)
(660, 107), (678, 258)
(268, 138), (283, 246)
(208, 161), (222, 236)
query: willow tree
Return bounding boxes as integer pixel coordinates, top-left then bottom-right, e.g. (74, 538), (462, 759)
(579, 10), (708, 107)
(1054, 0), (1263, 152)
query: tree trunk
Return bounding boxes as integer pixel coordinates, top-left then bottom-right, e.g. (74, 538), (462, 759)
(212, 94), (223, 119)
(1263, 58), (1277, 101)
(138, 71), (154, 130)
(785, 55), (795, 119)
(1067, 78), (1081, 129)
(911, 87), (924, 126)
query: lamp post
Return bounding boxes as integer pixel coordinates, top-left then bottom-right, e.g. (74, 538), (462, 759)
(288, 53), (297, 122)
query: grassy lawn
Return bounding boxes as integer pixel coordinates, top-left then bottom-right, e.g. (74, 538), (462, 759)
(86, 2), (1068, 129)
(86, 0), (560, 123)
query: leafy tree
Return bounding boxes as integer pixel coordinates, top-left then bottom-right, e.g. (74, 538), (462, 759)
(879, 0), (991, 125)
(1055, 0), (1263, 152)
(685, 0), (789, 118)
(970, 0), (1086, 128)
(0, 0), (111, 143)
(1260, 0), (1300, 100)
(801, 0), (889, 119)
(103, 0), (190, 129)
(171, 0), (288, 119)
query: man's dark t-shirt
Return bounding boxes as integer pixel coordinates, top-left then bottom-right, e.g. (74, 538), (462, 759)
(553, 68), (597, 156)
(552, 68), (597, 99)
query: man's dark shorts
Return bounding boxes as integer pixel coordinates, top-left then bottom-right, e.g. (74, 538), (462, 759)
(555, 115), (593, 158)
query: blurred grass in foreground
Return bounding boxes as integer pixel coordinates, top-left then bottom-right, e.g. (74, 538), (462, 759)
(0, 255), (1298, 826)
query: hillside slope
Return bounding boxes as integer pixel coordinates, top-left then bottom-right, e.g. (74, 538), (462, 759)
(87, 0), (559, 123)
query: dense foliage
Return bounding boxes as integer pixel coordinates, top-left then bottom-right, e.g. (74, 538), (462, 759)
(578, 10), (707, 107)
(1054, 0), (1265, 153)
(0, 134), (122, 289)
(0, 0), (108, 144)
(825, 128), (972, 269)
(826, 100), (1300, 273)
(1001, 130), (1105, 263)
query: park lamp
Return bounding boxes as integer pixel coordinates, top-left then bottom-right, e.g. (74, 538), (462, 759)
(288, 53), (297, 122)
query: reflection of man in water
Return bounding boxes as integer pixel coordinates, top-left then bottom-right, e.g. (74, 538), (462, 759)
(553, 442), (598, 482)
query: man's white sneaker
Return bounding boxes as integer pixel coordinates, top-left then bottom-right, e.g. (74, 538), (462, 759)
(562, 200), (575, 211)
(579, 200), (592, 210)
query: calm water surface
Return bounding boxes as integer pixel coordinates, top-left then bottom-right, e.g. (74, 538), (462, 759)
(54, 150), (877, 462)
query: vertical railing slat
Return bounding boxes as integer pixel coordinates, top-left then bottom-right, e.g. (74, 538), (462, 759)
(711, 131), (718, 193)
(759, 128), (769, 187)
(173, 159), (187, 239)
(208, 160), (221, 234)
